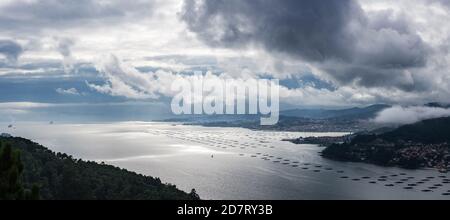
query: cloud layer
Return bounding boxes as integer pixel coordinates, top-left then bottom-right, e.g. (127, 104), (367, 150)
(180, 0), (430, 90)
(1, 0), (450, 109)
(373, 106), (450, 125)
(0, 0), (156, 32)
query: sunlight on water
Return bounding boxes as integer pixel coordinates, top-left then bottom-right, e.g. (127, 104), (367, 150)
(2, 122), (449, 200)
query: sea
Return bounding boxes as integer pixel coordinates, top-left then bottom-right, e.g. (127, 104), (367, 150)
(2, 122), (450, 200)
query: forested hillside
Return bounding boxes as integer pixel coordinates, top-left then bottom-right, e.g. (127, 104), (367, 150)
(0, 136), (199, 200)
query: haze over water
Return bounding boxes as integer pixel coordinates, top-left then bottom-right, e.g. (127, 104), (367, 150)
(3, 122), (449, 200)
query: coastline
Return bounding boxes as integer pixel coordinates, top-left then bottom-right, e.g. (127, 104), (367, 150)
(2, 121), (449, 199)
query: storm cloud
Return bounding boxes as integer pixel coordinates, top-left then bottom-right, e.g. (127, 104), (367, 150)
(1, 0), (450, 109)
(180, 0), (430, 89)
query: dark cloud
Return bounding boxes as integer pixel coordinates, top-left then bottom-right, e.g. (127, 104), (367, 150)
(0, 40), (23, 63)
(321, 63), (422, 91)
(180, 0), (430, 90)
(181, 0), (361, 62)
(431, 0), (450, 7)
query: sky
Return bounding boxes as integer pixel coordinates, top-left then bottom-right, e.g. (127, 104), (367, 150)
(1, 0), (450, 122)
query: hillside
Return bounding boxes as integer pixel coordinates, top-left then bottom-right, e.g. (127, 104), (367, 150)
(381, 117), (450, 144)
(322, 117), (450, 170)
(280, 104), (390, 120)
(0, 136), (199, 200)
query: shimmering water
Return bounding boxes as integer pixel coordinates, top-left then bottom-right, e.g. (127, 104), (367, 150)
(3, 122), (450, 200)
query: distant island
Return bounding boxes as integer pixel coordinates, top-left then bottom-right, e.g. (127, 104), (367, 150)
(322, 117), (450, 172)
(0, 136), (200, 200)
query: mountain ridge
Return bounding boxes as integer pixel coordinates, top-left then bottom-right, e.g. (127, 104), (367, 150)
(280, 104), (391, 120)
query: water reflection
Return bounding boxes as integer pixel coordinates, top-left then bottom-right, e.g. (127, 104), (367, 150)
(3, 122), (450, 200)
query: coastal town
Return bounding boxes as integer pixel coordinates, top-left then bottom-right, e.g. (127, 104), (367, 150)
(321, 137), (450, 172)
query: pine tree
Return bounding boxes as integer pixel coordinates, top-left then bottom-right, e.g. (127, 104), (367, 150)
(189, 188), (200, 200)
(0, 142), (39, 200)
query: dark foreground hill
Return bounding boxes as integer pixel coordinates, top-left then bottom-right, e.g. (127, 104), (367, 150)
(380, 117), (450, 144)
(0, 136), (199, 200)
(322, 117), (450, 170)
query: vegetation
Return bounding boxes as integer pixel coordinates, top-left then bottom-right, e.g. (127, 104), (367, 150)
(322, 117), (450, 170)
(381, 117), (450, 144)
(0, 136), (199, 200)
(0, 142), (39, 200)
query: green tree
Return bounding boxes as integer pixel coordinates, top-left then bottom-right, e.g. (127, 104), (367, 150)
(0, 143), (24, 199)
(2, 137), (197, 200)
(189, 189), (200, 200)
(0, 142), (39, 200)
